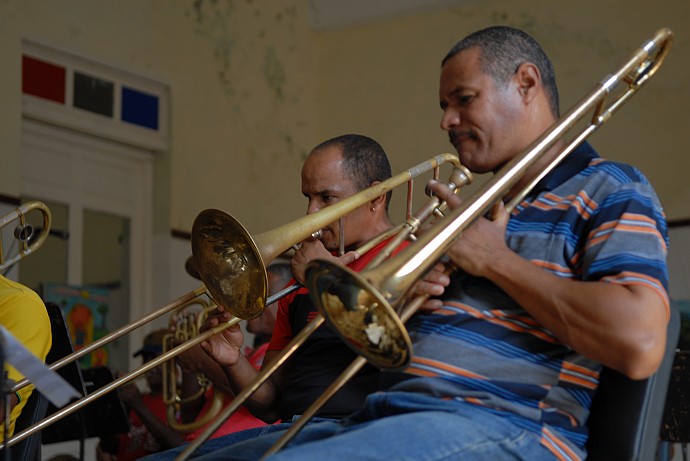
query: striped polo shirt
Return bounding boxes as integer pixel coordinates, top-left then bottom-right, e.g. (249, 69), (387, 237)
(386, 142), (669, 461)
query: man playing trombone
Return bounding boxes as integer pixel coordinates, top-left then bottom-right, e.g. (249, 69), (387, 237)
(179, 26), (670, 461)
(144, 134), (407, 460)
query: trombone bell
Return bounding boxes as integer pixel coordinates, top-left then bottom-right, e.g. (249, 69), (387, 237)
(308, 262), (411, 370)
(191, 209), (267, 320)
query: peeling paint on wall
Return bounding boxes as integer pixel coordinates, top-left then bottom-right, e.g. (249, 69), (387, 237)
(185, 0), (297, 101)
(263, 46), (285, 100)
(183, 0), (311, 178)
(186, 0), (237, 95)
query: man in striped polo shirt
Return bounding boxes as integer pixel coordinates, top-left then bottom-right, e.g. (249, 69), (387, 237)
(185, 26), (669, 461)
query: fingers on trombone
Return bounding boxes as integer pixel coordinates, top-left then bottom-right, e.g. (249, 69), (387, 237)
(199, 310), (233, 331)
(426, 179), (462, 208)
(336, 250), (360, 266)
(489, 201), (508, 222)
(419, 297), (444, 312)
(414, 263), (450, 297)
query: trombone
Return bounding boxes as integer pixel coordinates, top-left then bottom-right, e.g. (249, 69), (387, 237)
(254, 26), (674, 460)
(0, 201), (52, 272)
(305, 24), (673, 395)
(1, 153), (468, 449)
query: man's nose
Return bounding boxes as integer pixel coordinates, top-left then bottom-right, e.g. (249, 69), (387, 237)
(307, 201), (321, 214)
(441, 109), (460, 131)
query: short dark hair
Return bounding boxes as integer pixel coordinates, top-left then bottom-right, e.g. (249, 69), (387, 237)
(443, 26), (560, 118)
(311, 134), (393, 210)
(267, 261), (292, 287)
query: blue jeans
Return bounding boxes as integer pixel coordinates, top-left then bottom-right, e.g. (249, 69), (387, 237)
(140, 418), (335, 461)
(192, 392), (556, 461)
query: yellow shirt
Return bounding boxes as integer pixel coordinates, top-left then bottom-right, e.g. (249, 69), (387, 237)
(0, 275), (51, 440)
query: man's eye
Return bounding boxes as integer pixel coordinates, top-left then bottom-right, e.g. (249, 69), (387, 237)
(459, 95), (473, 105)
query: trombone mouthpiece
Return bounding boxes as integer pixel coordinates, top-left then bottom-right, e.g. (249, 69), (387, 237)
(312, 229), (323, 240)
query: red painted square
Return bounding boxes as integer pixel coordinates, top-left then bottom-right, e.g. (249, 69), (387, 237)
(22, 55), (66, 104)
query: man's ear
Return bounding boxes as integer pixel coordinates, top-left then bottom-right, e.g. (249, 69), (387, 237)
(369, 181), (387, 210)
(514, 62), (541, 103)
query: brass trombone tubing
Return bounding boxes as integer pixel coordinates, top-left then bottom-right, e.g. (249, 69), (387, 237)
(174, 239), (396, 460)
(174, 221), (412, 431)
(194, 153), (465, 321)
(259, 192), (471, 457)
(11, 274), (302, 394)
(0, 201), (52, 271)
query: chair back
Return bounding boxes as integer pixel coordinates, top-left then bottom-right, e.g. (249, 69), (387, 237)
(586, 306), (681, 461)
(9, 390), (48, 461)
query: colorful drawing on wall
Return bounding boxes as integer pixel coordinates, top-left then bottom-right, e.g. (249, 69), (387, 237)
(43, 282), (110, 367)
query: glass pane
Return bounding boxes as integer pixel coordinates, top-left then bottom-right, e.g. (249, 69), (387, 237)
(83, 209), (130, 373)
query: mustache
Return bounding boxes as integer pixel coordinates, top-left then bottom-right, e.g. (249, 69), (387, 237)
(448, 129), (478, 146)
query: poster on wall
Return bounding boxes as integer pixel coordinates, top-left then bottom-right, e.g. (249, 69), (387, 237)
(43, 282), (111, 368)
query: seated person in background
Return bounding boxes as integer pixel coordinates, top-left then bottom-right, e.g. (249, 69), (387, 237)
(175, 262), (293, 441)
(243, 261), (292, 370)
(0, 273), (51, 441)
(166, 26), (670, 461)
(97, 329), (184, 460)
(141, 133), (413, 460)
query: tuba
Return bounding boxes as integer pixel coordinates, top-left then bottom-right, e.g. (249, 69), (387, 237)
(163, 298), (225, 433)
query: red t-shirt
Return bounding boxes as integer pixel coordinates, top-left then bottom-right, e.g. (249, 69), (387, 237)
(184, 388), (269, 441)
(115, 394), (168, 461)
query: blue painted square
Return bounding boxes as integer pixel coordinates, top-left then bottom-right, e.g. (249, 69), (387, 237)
(121, 86), (159, 130)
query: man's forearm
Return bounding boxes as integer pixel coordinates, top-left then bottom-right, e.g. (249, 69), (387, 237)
(221, 354), (281, 422)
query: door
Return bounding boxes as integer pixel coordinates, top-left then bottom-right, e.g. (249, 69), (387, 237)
(20, 119), (153, 373)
